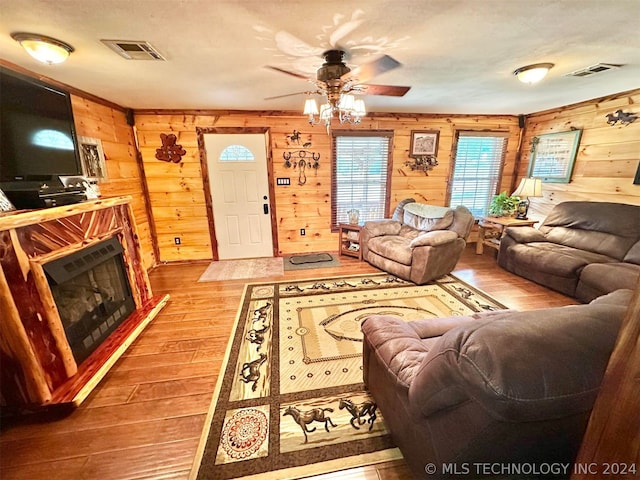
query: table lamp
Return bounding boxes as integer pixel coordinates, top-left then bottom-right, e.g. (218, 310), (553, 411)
(512, 177), (542, 219)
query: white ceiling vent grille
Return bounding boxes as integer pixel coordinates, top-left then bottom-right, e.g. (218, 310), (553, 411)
(101, 40), (166, 60)
(564, 63), (622, 78)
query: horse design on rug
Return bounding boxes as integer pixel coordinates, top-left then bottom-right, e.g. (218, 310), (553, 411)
(283, 405), (337, 443)
(239, 353), (267, 391)
(339, 398), (378, 430)
(246, 323), (269, 351)
(252, 302), (271, 324)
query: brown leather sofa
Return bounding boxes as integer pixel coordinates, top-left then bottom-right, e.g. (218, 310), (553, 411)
(498, 201), (640, 303)
(361, 199), (475, 285)
(361, 288), (632, 479)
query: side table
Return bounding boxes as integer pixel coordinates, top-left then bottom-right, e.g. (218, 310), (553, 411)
(476, 216), (537, 255)
(338, 223), (363, 260)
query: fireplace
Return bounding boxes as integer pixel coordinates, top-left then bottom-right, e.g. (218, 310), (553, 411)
(44, 237), (136, 365)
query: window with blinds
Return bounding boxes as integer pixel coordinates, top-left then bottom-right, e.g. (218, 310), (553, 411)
(448, 131), (509, 218)
(331, 131), (393, 229)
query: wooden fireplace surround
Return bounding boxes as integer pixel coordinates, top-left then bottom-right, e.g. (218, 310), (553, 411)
(0, 196), (169, 407)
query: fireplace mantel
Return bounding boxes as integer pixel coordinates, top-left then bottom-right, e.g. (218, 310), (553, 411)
(0, 196), (169, 407)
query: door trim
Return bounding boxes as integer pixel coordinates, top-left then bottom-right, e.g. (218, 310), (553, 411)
(196, 127), (278, 260)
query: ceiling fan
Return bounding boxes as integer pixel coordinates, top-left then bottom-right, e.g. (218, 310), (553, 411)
(266, 49), (411, 126)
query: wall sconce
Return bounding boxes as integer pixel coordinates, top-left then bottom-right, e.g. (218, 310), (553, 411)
(405, 155), (439, 174)
(513, 63), (554, 84)
(11, 32), (74, 64)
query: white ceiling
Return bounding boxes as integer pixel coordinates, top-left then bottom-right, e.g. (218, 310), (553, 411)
(1, 0), (639, 115)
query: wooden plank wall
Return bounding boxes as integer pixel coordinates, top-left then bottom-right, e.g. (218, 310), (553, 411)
(134, 112), (521, 261)
(521, 89), (640, 223)
(70, 96), (156, 269)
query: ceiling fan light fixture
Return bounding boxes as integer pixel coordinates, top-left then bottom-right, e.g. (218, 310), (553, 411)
(513, 63), (554, 84)
(11, 32), (74, 64)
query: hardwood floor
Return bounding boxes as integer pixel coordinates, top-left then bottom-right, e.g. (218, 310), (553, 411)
(0, 247), (577, 480)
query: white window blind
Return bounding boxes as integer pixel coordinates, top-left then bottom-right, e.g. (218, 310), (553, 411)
(449, 132), (509, 218)
(331, 132), (392, 228)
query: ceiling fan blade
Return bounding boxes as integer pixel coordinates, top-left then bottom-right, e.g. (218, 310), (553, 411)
(343, 54), (401, 83)
(358, 84), (411, 97)
(264, 91), (313, 100)
(265, 65), (310, 80)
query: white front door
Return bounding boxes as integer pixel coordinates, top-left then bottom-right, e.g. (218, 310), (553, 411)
(204, 133), (273, 259)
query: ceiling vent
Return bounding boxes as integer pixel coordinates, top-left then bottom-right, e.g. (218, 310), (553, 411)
(564, 63), (622, 78)
(101, 40), (165, 60)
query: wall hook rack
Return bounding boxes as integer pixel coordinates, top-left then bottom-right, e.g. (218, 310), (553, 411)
(283, 150), (320, 169)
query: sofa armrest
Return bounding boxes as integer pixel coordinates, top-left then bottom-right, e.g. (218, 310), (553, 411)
(408, 302), (628, 422)
(362, 219), (402, 237)
(503, 225), (546, 243)
(409, 230), (458, 248)
(361, 315), (435, 388)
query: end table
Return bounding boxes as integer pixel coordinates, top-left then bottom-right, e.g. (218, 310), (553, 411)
(338, 223), (363, 260)
(476, 216), (537, 254)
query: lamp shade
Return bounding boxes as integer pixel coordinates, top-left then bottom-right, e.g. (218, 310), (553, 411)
(513, 63), (554, 84)
(512, 177), (543, 198)
(303, 98), (319, 115)
(12, 32), (74, 64)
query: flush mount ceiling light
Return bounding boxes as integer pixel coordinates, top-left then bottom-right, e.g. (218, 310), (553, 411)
(11, 32), (74, 64)
(513, 63), (554, 84)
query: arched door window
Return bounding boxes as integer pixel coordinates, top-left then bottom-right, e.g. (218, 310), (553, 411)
(219, 144), (254, 161)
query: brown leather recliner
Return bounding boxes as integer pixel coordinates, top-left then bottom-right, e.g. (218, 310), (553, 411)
(361, 199), (474, 285)
(361, 288), (632, 479)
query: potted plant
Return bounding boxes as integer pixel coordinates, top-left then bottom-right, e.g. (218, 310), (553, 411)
(488, 191), (520, 217)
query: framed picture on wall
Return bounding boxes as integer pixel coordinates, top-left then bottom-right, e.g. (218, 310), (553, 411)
(0, 189), (16, 212)
(78, 136), (108, 181)
(410, 130), (440, 156)
(528, 129), (582, 183)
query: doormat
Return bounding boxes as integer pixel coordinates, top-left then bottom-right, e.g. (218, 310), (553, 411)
(283, 253), (341, 271)
(189, 273), (506, 480)
(198, 258), (284, 282)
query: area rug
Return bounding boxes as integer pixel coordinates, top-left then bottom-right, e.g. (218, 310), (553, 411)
(198, 258), (284, 282)
(190, 273), (506, 480)
(283, 253), (341, 271)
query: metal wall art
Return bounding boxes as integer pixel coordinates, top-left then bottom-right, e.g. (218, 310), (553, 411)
(605, 110), (638, 126)
(285, 129), (312, 148)
(405, 155), (439, 174)
(155, 133), (186, 163)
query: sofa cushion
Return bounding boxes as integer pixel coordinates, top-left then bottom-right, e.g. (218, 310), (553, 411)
(363, 219), (401, 237)
(410, 296), (630, 422)
(576, 263), (640, 303)
(398, 224), (421, 240)
(367, 235), (413, 265)
(409, 230), (458, 248)
(624, 240), (640, 265)
(505, 242), (615, 278)
(539, 201), (640, 259)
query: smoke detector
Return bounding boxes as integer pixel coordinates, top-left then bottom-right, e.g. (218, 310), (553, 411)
(101, 40), (165, 60)
(564, 63), (622, 77)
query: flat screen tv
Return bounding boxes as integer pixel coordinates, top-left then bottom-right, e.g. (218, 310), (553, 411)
(0, 67), (82, 183)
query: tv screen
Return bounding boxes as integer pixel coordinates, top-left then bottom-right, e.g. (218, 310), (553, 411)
(0, 68), (82, 182)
